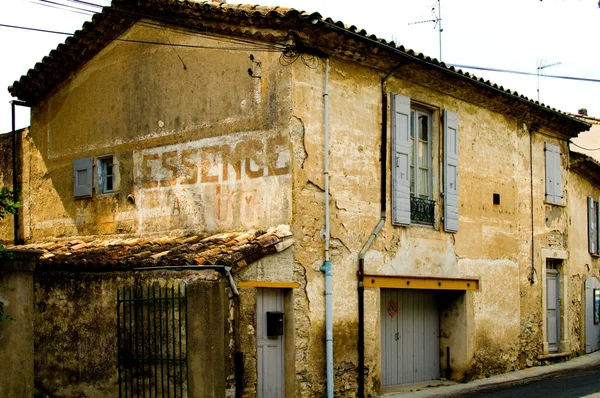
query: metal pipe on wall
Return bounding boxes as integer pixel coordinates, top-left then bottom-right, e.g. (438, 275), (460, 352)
(319, 57), (334, 398)
(357, 64), (403, 397)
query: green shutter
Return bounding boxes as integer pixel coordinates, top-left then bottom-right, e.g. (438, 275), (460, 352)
(391, 93), (411, 226)
(443, 109), (459, 232)
(589, 197), (597, 254)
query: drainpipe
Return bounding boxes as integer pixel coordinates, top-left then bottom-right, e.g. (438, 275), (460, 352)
(529, 125), (536, 284)
(357, 64), (402, 397)
(319, 57), (334, 398)
(11, 100), (28, 245)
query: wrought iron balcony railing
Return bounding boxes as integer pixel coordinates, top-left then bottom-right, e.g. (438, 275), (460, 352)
(410, 196), (436, 225)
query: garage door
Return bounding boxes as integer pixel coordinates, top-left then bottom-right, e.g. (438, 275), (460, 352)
(381, 289), (440, 386)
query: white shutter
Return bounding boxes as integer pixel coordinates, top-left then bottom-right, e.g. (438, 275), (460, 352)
(391, 93), (411, 226)
(545, 143), (562, 205)
(443, 109), (459, 232)
(589, 197), (597, 254)
(73, 157), (93, 198)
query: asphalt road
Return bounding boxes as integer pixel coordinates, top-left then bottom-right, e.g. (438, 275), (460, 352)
(449, 364), (600, 398)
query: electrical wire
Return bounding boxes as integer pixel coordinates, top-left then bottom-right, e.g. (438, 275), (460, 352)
(450, 64), (600, 84)
(0, 23), (287, 52)
(570, 141), (600, 151)
(20, 0), (286, 52)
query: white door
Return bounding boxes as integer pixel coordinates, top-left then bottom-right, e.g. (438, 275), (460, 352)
(585, 277), (600, 353)
(381, 289), (440, 386)
(257, 289), (284, 397)
(546, 266), (560, 353)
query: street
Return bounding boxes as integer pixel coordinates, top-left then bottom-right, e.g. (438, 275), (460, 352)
(449, 364), (600, 398)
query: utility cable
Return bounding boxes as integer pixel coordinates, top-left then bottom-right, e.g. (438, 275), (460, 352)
(570, 141), (600, 151)
(0, 23), (287, 52)
(450, 63), (600, 84)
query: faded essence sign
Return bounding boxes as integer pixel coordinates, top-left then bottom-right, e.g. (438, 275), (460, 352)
(133, 133), (291, 232)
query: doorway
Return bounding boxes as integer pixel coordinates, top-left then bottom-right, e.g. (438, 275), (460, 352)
(381, 289), (440, 386)
(256, 288), (284, 397)
(546, 259), (561, 353)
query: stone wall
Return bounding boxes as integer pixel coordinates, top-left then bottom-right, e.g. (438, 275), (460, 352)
(32, 269), (227, 397)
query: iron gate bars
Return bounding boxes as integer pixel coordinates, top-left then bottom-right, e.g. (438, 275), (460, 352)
(117, 284), (188, 398)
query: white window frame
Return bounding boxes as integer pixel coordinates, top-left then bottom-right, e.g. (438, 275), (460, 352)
(96, 156), (117, 195)
(410, 108), (433, 200)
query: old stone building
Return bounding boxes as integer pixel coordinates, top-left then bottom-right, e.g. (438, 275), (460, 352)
(2, 0), (598, 397)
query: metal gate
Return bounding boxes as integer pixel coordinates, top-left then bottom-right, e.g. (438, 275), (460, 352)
(117, 284), (188, 398)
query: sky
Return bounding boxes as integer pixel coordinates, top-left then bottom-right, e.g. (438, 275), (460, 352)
(1, 0), (599, 132)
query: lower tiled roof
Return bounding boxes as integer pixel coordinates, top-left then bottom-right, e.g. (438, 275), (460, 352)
(9, 225), (293, 272)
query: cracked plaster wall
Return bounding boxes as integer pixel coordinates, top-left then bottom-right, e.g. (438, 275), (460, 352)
(289, 54), (578, 396)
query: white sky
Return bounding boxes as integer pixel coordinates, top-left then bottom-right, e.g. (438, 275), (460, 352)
(1, 0), (599, 132)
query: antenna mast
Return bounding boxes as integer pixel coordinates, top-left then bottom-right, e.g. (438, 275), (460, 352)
(536, 59), (561, 102)
(408, 0), (443, 61)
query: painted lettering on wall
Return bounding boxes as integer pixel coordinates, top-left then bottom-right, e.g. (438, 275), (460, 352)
(133, 133), (291, 233)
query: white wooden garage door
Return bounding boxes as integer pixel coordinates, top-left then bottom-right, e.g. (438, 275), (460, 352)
(381, 289), (440, 386)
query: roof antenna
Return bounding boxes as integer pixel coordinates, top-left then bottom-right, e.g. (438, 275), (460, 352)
(536, 59), (561, 102)
(408, 0), (443, 61)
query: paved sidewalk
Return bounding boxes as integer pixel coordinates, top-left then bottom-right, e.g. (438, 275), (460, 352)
(380, 351), (600, 397)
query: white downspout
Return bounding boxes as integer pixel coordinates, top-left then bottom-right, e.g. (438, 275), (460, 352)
(319, 57), (333, 398)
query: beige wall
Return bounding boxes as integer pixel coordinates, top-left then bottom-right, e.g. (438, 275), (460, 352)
(568, 165), (600, 353)
(571, 117), (600, 162)
(289, 55), (575, 395)
(21, 23), (293, 240)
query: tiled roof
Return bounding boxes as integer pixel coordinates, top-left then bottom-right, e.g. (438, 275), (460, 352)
(9, 225), (294, 272)
(8, 0), (590, 133)
(570, 151), (600, 186)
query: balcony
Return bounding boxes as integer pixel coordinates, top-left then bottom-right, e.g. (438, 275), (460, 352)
(410, 196), (435, 225)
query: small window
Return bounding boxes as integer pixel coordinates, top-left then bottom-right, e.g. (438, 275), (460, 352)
(97, 156), (117, 194)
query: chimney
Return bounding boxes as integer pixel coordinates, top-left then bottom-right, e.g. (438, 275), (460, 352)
(578, 108), (588, 116)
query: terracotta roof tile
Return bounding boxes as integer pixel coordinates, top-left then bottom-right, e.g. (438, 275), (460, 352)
(8, 226), (294, 272)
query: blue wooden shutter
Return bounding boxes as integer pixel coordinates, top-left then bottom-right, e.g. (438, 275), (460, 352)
(73, 157), (93, 198)
(545, 143), (562, 205)
(597, 199), (600, 255)
(391, 93), (411, 226)
(589, 197), (597, 254)
(443, 109), (459, 232)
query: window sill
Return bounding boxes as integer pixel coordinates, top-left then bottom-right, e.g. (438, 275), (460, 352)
(544, 200), (566, 207)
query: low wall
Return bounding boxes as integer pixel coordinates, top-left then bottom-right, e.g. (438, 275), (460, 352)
(33, 269), (228, 397)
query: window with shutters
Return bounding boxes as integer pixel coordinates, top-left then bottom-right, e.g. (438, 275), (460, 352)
(97, 156), (116, 194)
(589, 197), (600, 256)
(545, 142), (563, 205)
(391, 93), (458, 232)
(409, 109), (435, 225)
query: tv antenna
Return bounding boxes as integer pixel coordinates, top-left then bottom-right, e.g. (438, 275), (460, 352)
(536, 59), (561, 102)
(408, 0), (443, 61)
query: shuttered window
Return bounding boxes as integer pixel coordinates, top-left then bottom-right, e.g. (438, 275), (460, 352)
(391, 93), (412, 226)
(73, 157), (93, 198)
(443, 110), (459, 233)
(545, 143), (563, 205)
(590, 197), (600, 255)
(391, 93), (459, 230)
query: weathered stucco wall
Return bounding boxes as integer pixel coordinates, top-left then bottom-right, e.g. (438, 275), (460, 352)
(33, 270), (227, 397)
(19, 23), (292, 240)
(0, 251), (37, 398)
(289, 55), (576, 396)
(568, 165), (600, 353)
(5, 17), (591, 397)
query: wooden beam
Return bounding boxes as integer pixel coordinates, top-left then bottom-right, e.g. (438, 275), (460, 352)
(238, 281), (300, 289)
(364, 274), (479, 291)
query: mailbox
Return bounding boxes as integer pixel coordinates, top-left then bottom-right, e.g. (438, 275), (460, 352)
(266, 311), (284, 337)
